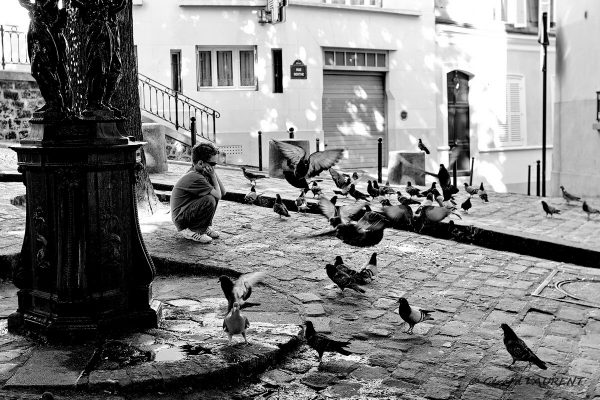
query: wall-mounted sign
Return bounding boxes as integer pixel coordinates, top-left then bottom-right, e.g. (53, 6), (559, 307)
(290, 59), (307, 79)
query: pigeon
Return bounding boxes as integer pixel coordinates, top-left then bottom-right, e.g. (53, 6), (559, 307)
(416, 206), (461, 232)
(417, 139), (430, 154)
(421, 182), (440, 198)
(479, 182), (489, 202)
(296, 189), (309, 213)
(381, 201), (414, 228)
(310, 181), (323, 198)
(333, 181), (352, 197)
(325, 263), (365, 294)
(244, 185), (260, 205)
(348, 184), (370, 202)
(356, 252), (378, 284)
(313, 208), (387, 247)
(223, 302), (250, 344)
(329, 168), (350, 189)
(583, 201), (600, 220)
(379, 181), (396, 196)
(541, 200), (560, 218)
(272, 140), (344, 181)
(442, 184), (459, 202)
(273, 193), (290, 218)
(351, 171), (362, 182)
(241, 167), (267, 185)
(461, 197), (472, 213)
(367, 181), (380, 198)
(218, 271), (266, 313)
(397, 195), (421, 206)
(318, 196), (367, 227)
(463, 182), (479, 197)
(438, 164), (451, 188)
(405, 181), (424, 198)
(397, 298), (434, 335)
(304, 320), (351, 362)
(560, 185), (581, 204)
(500, 323), (547, 370)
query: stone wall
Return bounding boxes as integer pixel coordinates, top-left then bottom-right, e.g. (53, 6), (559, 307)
(0, 71), (43, 141)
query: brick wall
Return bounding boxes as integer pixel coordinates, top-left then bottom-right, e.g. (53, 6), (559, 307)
(0, 71), (43, 141)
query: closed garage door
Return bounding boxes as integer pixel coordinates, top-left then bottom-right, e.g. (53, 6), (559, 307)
(322, 72), (386, 170)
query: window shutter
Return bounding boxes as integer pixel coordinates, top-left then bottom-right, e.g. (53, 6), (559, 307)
(500, 76), (526, 145)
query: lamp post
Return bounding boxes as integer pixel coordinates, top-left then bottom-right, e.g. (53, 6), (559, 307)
(539, 12), (549, 197)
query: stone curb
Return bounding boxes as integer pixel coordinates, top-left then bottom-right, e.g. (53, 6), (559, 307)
(154, 182), (600, 269)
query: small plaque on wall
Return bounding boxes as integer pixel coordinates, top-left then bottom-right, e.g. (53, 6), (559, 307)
(290, 59), (307, 79)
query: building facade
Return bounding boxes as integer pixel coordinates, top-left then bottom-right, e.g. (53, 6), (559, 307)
(552, 0), (600, 198)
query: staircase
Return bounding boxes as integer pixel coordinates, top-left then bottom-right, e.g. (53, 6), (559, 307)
(138, 73), (220, 145)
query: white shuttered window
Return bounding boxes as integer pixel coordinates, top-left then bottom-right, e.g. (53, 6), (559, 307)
(499, 75), (526, 146)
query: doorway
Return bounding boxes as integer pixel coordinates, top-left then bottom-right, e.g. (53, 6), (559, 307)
(171, 50), (182, 92)
(447, 70), (471, 172)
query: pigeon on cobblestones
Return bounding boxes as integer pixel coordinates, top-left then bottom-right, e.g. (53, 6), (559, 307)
(583, 201), (600, 220)
(397, 298), (434, 335)
(318, 196), (367, 227)
(330, 168), (350, 188)
(367, 180), (380, 198)
(223, 302), (250, 344)
(296, 189), (309, 213)
(421, 182), (440, 198)
(325, 263), (365, 294)
(219, 271), (266, 313)
(405, 181), (424, 198)
(334, 211), (388, 247)
(463, 182), (479, 197)
(379, 181), (396, 197)
(398, 195), (421, 206)
(241, 167), (267, 185)
(311, 181), (323, 198)
(461, 197), (472, 213)
(442, 184), (459, 202)
(273, 194), (290, 218)
(418, 138), (430, 154)
(244, 185), (260, 205)
(500, 323), (547, 370)
(438, 164), (451, 188)
(349, 184), (370, 202)
(332, 253), (376, 285)
(560, 185), (581, 204)
(272, 140), (344, 181)
(479, 182), (489, 202)
(541, 200), (560, 218)
(304, 320), (351, 362)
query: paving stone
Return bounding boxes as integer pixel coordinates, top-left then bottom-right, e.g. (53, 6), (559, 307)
(523, 309), (555, 325)
(509, 383), (548, 400)
(494, 298), (526, 313)
(306, 317), (331, 333)
(579, 334), (600, 350)
(300, 372), (338, 390)
(547, 321), (584, 337)
(327, 381), (362, 398)
(460, 383), (504, 400)
(292, 293), (322, 303)
(4, 346), (95, 388)
(569, 358), (600, 378)
(363, 309), (386, 319)
(373, 297), (397, 309)
(368, 351), (404, 369)
(260, 369), (295, 386)
(318, 359), (359, 376)
(438, 320), (470, 337)
(350, 365), (389, 381)
(557, 306), (588, 324)
(424, 377), (459, 399)
(303, 303), (325, 317)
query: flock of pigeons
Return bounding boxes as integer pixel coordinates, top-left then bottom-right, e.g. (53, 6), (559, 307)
(542, 185), (600, 220)
(230, 140), (550, 370)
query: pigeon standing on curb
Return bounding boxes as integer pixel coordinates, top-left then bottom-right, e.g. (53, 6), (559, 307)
(223, 302), (250, 344)
(560, 185), (581, 205)
(241, 167), (267, 185)
(273, 194), (290, 218)
(583, 201), (600, 220)
(463, 182), (478, 197)
(397, 297), (434, 335)
(541, 201), (560, 218)
(244, 185), (260, 204)
(325, 263), (365, 294)
(500, 323), (547, 370)
(461, 197), (472, 213)
(418, 139), (430, 154)
(303, 321), (351, 362)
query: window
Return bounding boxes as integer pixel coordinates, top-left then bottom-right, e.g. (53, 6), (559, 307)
(501, 0), (555, 29)
(272, 49), (283, 93)
(324, 49), (387, 70)
(170, 50), (182, 92)
(196, 46), (256, 90)
(498, 75), (526, 146)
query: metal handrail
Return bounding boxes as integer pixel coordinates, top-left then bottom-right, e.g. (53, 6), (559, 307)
(1, 25), (29, 70)
(138, 72), (220, 144)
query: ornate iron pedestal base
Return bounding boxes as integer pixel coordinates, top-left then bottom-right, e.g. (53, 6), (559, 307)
(9, 119), (158, 341)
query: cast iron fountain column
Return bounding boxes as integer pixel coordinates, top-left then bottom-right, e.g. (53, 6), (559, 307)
(9, 0), (157, 340)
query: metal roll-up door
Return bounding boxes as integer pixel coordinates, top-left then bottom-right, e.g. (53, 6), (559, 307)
(322, 72), (386, 170)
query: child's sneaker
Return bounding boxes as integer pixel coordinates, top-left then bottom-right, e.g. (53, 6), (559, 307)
(180, 229), (212, 244)
(205, 227), (220, 239)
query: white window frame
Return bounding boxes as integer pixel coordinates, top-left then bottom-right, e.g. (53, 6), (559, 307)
(497, 74), (526, 147)
(196, 46), (257, 91)
(323, 48), (388, 72)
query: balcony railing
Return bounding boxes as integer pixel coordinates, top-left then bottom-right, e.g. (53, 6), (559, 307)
(1, 25), (29, 70)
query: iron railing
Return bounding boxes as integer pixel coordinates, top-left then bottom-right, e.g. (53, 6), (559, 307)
(1, 25), (29, 70)
(138, 73), (220, 144)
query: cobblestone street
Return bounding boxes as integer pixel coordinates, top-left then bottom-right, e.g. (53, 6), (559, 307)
(1, 179), (599, 399)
